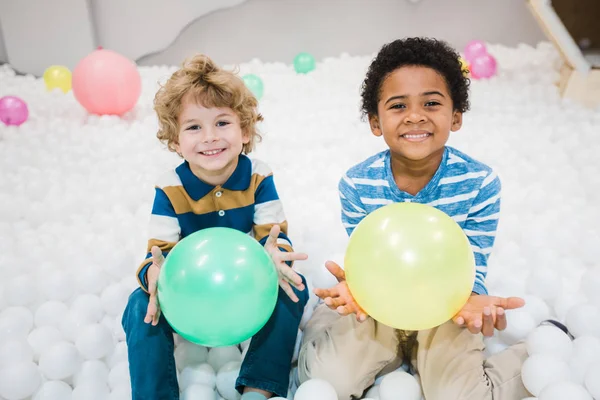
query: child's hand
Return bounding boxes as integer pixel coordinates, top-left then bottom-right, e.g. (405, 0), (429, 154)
(264, 225), (308, 303)
(144, 246), (164, 326)
(314, 261), (369, 322)
(453, 294), (525, 336)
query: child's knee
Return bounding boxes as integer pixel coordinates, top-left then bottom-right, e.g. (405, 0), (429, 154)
(122, 288), (150, 334)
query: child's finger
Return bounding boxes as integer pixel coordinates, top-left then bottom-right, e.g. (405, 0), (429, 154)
(324, 261), (346, 282)
(278, 265), (304, 288)
(152, 307), (161, 326)
(314, 287), (339, 300)
(279, 279), (299, 303)
(495, 307), (507, 331)
(144, 299), (157, 324)
(336, 305), (352, 316)
(278, 251), (308, 262)
(264, 225), (280, 249)
(481, 307), (494, 337)
(452, 314), (465, 326)
(151, 246), (165, 267)
(326, 296), (347, 309)
(467, 317), (482, 335)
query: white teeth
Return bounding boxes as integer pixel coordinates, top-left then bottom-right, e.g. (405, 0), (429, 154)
(202, 149), (222, 155)
(404, 133), (429, 139)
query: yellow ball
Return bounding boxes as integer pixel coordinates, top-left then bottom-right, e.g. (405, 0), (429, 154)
(459, 57), (470, 77)
(43, 65), (72, 93)
(345, 203), (475, 331)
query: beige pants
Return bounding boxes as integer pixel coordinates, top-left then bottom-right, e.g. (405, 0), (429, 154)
(298, 304), (531, 400)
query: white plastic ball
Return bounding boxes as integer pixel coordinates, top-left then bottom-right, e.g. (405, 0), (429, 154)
(40, 270), (74, 302)
(526, 325), (573, 361)
(215, 361), (241, 400)
(521, 354), (571, 396)
(100, 283), (130, 316)
(570, 336), (600, 384)
(553, 292), (585, 322)
(379, 371), (421, 400)
(521, 295), (551, 325)
(0, 306), (34, 340)
(108, 384), (132, 400)
(73, 359), (109, 386)
(106, 341), (128, 368)
(181, 383), (218, 400)
(38, 341), (83, 380)
(75, 323), (114, 359)
(6, 274), (37, 306)
(0, 339), (33, 368)
(526, 267), (562, 301)
(34, 301), (68, 328)
(70, 294), (104, 322)
(566, 304), (600, 338)
(207, 346), (241, 373)
(72, 381), (110, 400)
(364, 384), (380, 399)
(27, 326), (63, 361)
(584, 362), (600, 399)
(0, 361), (42, 400)
(497, 310), (536, 345)
(175, 340), (208, 371)
(108, 361), (130, 390)
(294, 378), (337, 400)
(33, 380), (73, 400)
(538, 381), (592, 400)
(180, 363), (216, 391)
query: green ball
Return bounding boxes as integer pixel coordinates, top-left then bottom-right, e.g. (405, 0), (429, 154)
(242, 74), (264, 100)
(157, 227), (279, 347)
(293, 52), (316, 74)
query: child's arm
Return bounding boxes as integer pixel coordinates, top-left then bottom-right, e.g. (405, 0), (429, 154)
(252, 164), (307, 301)
(462, 171), (502, 295)
(252, 166), (293, 255)
(338, 174), (368, 235)
(136, 187), (181, 293)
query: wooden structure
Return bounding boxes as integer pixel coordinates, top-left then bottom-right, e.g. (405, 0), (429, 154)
(527, 0), (600, 108)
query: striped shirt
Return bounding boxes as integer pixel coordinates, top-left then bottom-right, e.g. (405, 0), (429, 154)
(137, 154), (293, 292)
(339, 146), (501, 295)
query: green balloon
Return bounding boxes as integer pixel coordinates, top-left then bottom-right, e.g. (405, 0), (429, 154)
(242, 74), (264, 100)
(157, 227), (279, 347)
(293, 52), (316, 74)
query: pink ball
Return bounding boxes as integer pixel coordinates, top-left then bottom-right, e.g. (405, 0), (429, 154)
(464, 40), (488, 63)
(72, 49), (141, 116)
(470, 54), (498, 79)
(0, 96), (29, 126)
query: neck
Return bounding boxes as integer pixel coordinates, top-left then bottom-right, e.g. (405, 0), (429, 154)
(390, 148), (444, 195)
(189, 158), (238, 187)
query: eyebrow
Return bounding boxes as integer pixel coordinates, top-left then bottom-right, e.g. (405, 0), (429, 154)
(181, 113), (234, 125)
(384, 91), (446, 105)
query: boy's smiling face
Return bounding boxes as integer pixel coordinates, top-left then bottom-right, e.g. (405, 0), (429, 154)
(176, 92), (249, 183)
(369, 66), (462, 163)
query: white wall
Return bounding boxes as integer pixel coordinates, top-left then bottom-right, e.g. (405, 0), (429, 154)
(0, 0), (547, 74)
(139, 0), (547, 67)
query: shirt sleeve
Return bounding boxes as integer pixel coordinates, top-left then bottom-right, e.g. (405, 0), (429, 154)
(253, 173), (293, 259)
(136, 187), (181, 293)
(463, 171), (501, 295)
(338, 174), (368, 237)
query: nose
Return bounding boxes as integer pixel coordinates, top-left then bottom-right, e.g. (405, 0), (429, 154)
(201, 127), (218, 143)
(403, 108), (427, 124)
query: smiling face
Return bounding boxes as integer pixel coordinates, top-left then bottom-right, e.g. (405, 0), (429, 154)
(369, 66), (463, 163)
(175, 92), (249, 182)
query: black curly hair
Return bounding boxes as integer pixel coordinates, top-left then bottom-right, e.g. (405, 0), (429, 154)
(360, 37), (470, 117)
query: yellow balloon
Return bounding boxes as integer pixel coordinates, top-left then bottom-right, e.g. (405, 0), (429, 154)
(459, 57), (470, 77)
(43, 65), (72, 93)
(345, 202), (475, 331)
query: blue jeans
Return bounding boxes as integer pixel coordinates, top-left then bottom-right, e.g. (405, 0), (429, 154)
(122, 275), (308, 399)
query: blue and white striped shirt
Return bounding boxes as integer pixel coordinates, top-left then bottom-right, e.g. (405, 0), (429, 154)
(339, 146), (501, 295)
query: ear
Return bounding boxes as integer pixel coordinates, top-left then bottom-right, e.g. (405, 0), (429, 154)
(242, 128), (251, 144)
(451, 111), (463, 132)
(369, 114), (383, 137)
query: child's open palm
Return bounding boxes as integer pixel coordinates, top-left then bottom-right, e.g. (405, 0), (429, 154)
(314, 261), (369, 322)
(264, 225), (308, 303)
(453, 294), (525, 336)
(143, 246), (164, 326)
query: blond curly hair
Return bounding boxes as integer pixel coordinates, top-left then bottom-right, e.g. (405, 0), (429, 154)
(154, 54), (263, 154)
